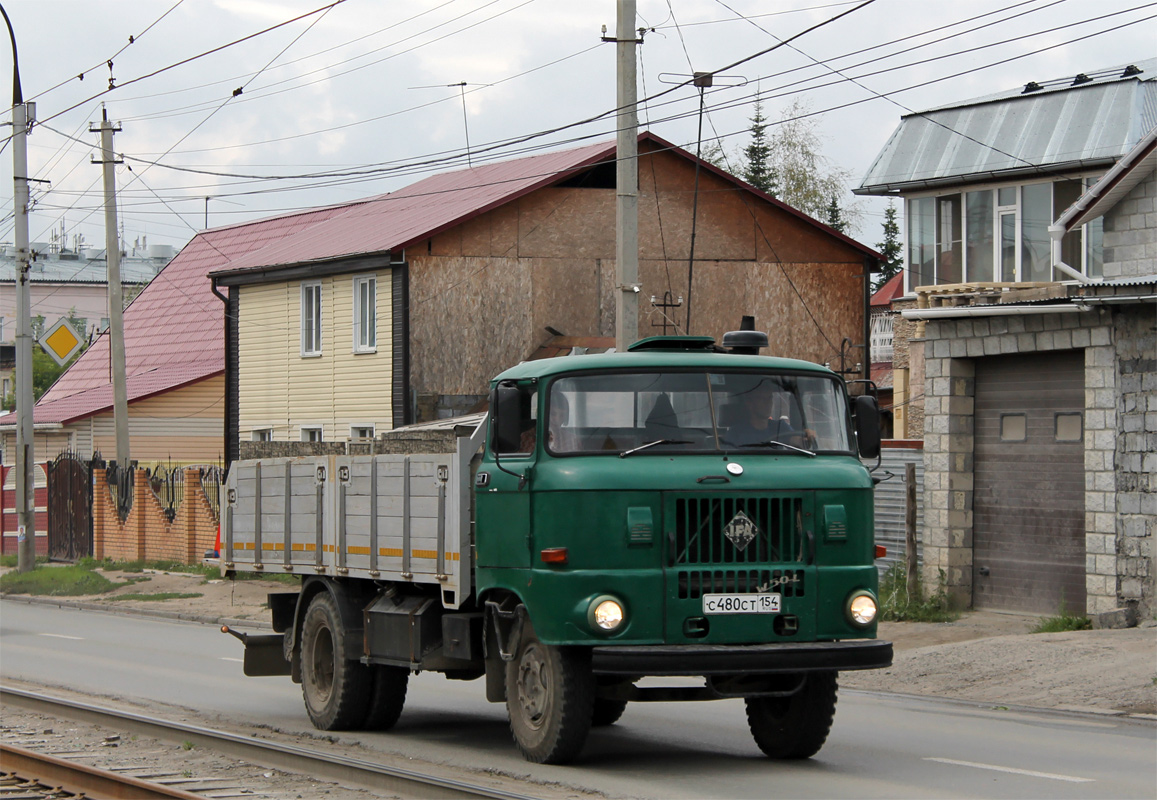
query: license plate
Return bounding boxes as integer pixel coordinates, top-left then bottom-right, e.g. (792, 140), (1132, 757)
(702, 593), (781, 615)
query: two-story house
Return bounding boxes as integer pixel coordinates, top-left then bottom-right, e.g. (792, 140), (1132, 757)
(209, 131), (883, 463)
(856, 60), (1156, 623)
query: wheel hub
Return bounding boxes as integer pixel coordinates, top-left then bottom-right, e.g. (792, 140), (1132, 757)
(517, 644), (550, 724)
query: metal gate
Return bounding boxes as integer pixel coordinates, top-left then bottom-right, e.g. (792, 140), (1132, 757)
(47, 452), (93, 562)
(973, 350), (1085, 614)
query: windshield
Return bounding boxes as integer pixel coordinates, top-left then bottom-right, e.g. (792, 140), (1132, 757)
(546, 371), (854, 455)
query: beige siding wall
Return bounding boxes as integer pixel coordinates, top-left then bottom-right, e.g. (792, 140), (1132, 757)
(238, 272), (393, 441)
(1, 376), (224, 464)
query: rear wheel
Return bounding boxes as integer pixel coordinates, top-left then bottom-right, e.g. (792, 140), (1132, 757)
(591, 698), (628, 727)
(505, 621), (594, 763)
(300, 592), (371, 730)
(361, 665), (409, 730)
(745, 670), (837, 759)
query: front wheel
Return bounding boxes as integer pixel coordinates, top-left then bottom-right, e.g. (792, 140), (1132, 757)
(300, 592), (371, 730)
(745, 670), (837, 759)
(505, 620), (594, 764)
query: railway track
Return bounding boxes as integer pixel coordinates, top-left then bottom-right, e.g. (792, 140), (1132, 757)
(0, 686), (538, 800)
(2, 743), (204, 799)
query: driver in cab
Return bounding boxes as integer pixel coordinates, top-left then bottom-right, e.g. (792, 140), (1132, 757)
(725, 380), (814, 448)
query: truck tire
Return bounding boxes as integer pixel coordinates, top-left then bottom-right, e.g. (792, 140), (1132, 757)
(300, 592), (371, 730)
(361, 665), (409, 730)
(505, 622), (594, 764)
(591, 698), (628, 727)
(745, 670), (837, 759)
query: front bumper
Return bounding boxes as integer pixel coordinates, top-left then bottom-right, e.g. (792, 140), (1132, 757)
(591, 639), (892, 676)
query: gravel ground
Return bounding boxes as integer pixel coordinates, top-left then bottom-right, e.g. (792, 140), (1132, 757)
(4, 567), (1156, 718)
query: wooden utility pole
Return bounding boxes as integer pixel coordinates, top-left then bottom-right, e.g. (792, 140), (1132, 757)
(613, 0), (639, 351)
(92, 108), (130, 476)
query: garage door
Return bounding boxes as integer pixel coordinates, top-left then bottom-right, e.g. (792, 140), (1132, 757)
(973, 350), (1085, 614)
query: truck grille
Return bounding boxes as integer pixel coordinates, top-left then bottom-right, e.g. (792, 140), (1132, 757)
(672, 495), (804, 566)
(677, 568), (806, 599)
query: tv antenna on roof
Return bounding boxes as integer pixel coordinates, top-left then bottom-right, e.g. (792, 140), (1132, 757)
(409, 81), (490, 167)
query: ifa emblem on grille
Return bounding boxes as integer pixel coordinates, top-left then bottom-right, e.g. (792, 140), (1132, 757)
(723, 511), (759, 551)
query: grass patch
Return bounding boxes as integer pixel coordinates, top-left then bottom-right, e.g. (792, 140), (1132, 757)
(878, 562), (960, 623)
(231, 571), (301, 585)
(82, 557), (218, 577)
(0, 565), (119, 596)
(1031, 610), (1091, 633)
(107, 592), (204, 602)
(0, 555), (48, 568)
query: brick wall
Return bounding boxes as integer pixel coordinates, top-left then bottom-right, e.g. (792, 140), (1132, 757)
(93, 468), (218, 564)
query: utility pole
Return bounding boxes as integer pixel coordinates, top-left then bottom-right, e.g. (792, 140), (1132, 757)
(613, 0), (639, 351)
(4, 3), (36, 573)
(91, 108), (130, 478)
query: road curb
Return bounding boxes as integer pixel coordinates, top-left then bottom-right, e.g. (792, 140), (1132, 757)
(0, 593), (273, 630)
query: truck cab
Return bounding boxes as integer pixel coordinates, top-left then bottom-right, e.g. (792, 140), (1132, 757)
(474, 335), (889, 761)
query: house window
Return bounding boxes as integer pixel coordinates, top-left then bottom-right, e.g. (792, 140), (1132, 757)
(906, 177), (1104, 293)
(2, 377), (11, 400)
(350, 425), (375, 440)
(301, 281), (322, 356)
(870, 313), (894, 363)
(0, 317), (4, 340)
(251, 428), (272, 442)
(99, 317), (109, 332)
(300, 426), (323, 442)
(352, 275), (376, 352)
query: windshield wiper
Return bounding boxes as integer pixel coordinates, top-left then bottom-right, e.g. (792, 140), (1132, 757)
(619, 439), (692, 458)
(738, 439), (816, 457)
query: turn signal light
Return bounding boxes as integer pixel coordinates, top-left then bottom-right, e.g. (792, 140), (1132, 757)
(540, 547), (568, 565)
(874, 545), (887, 559)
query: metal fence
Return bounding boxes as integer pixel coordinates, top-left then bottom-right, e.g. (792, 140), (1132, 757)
(145, 464), (185, 522)
(101, 456), (135, 522)
(195, 465), (224, 522)
(871, 443), (924, 577)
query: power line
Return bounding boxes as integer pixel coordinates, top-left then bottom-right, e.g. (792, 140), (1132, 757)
(36, 0), (349, 126)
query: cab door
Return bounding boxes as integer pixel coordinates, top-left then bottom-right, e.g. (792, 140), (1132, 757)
(474, 381), (536, 570)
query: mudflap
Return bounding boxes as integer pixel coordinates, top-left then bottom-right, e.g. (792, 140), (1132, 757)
(223, 627), (292, 676)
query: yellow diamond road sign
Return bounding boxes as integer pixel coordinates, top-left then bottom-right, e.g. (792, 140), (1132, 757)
(41, 317), (84, 366)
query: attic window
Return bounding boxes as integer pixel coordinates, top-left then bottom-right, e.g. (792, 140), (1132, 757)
(557, 161), (617, 189)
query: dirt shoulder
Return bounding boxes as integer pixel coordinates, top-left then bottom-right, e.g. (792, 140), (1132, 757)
(3, 567), (1155, 719)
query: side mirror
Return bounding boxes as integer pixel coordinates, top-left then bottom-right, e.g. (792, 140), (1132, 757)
(853, 394), (881, 460)
(493, 383), (523, 454)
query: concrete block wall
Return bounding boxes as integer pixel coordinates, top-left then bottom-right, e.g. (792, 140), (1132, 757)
(1101, 169), (1156, 280)
(93, 468), (218, 564)
(920, 308), (1125, 614)
(1115, 306), (1156, 616)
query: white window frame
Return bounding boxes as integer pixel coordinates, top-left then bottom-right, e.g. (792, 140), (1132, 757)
(903, 173), (1104, 295)
(350, 424), (376, 441)
(301, 281), (322, 357)
(300, 425), (324, 442)
(352, 274), (377, 353)
(251, 428), (273, 442)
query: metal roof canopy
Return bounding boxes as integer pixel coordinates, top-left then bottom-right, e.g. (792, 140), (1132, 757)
(856, 59), (1157, 196)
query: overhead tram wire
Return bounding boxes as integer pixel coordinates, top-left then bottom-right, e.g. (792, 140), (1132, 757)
(26, 0), (187, 103)
(36, 2), (1145, 240)
(108, 0), (467, 109)
(65, 1), (880, 192)
(129, 39), (603, 157)
(114, 0), (535, 125)
(40, 2), (1148, 229)
(36, 0), (348, 127)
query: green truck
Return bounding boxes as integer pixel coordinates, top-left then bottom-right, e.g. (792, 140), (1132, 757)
(222, 330), (892, 763)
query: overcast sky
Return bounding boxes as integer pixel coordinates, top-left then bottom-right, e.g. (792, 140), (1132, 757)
(2, 0), (1154, 254)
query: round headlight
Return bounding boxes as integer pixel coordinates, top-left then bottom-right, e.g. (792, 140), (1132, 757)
(591, 598), (625, 631)
(848, 593), (878, 627)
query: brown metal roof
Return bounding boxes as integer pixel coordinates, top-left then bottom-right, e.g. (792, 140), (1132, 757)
(210, 132), (881, 279)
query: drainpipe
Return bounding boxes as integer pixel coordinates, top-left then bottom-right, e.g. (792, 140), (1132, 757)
(1047, 225), (1095, 284)
(210, 277), (237, 466)
(901, 304), (1085, 320)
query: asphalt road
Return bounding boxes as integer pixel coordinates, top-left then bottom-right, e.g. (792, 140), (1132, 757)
(2, 600), (1153, 799)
